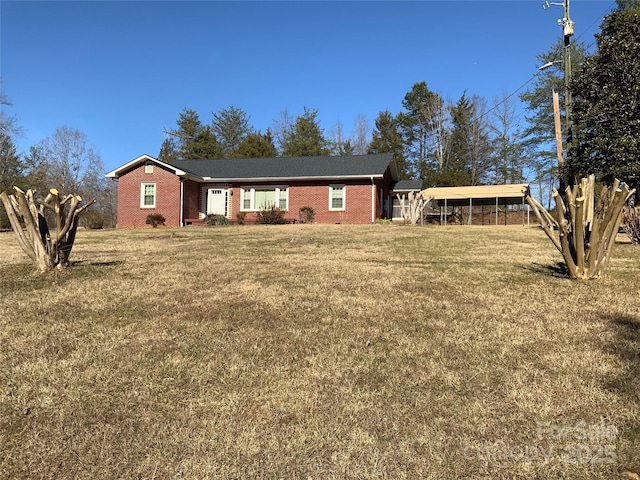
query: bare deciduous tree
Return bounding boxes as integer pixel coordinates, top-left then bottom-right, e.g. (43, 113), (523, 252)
(489, 91), (528, 185)
(272, 109), (293, 155)
(35, 126), (98, 194)
(351, 113), (370, 155)
(329, 119), (347, 156)
(29, 127), (113, 227)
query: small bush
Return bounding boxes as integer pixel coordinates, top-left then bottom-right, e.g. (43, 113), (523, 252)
(299, 206), (315, 224)
(84, 212), (105, 229)
(236, 211), (246, 225)
(255, 205), (285, 224)
(145, 213), (166, 228)
(205, 214), (230, 226)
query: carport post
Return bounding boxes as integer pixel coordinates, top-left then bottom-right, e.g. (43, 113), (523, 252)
(495, 197), (498, 225)
(444, 198), (447, 226)
(504, 199), (507, 225)
(469, 198), (473, 225)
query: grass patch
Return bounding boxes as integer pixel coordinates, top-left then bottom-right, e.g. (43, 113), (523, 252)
(0, 225), (638, 479)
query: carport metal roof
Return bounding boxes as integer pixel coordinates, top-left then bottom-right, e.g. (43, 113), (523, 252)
(421, 184), (530, 206)
(420, 184), (531, 225)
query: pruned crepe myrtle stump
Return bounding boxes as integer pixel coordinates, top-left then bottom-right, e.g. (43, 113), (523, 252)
(526, 175), (635, 280)
(0, 187), (95, 273)
(396, 191), (432, 225)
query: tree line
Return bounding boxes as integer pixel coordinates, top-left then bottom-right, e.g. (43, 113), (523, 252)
(158, 87), (529, 188)
(0, 93), (114, 229)
(1, 0), (638, 228)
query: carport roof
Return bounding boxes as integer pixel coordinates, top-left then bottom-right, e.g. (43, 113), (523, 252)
(421, 184), (530, 206)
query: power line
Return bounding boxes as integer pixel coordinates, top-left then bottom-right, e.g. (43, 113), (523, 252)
(481, 1), (615, 125)
(477, 74), (537, 122)
(574, 2), (616, 43)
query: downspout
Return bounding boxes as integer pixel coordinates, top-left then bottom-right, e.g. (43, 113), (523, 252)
(111, 177), (118, 229)
(371, 176), (375, 224)
(180, 178), (184, 227)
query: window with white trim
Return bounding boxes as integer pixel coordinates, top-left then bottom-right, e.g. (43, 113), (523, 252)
(392, 197), (403, 219)
(240, 186), (288, 211)
(140, 183), (156, 208)
(329, 185), (345, 211)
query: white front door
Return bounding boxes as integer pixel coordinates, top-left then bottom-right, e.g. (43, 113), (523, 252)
(207, 188), (228, 216)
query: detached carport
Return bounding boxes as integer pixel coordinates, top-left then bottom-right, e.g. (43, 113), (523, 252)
(421, 184), (531, 226)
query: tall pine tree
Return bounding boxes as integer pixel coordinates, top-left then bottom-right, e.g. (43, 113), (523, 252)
(398, 82), (449, 183)
(369, 111), (409, 179)
(212, 106), (253, 158)
(281, 107), (329, 157)
(165, 108), (221, 160)
(230, 131), (278, 158)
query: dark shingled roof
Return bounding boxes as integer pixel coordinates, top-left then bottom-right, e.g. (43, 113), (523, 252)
(392, 180), (423, 192)
(173, 153), (396, 180)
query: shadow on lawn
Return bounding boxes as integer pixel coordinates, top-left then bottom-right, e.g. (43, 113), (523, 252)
(520, 261), (568, 278)
(0, 259), (125, 295)
(604, 313), (640, 401)
(602, 313), (640, 471)
(70, 260), (125, 268)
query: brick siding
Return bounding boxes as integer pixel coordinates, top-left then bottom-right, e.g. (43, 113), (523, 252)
(115, 163), (395, 228)
(226, 178), (389, 224)
(115, 163), (182, 228)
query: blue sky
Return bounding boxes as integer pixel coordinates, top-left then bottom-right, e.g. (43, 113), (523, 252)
(1, 0), (614, 173)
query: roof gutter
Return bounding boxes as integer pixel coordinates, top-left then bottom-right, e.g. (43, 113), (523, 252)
(200, 174), (386, 182)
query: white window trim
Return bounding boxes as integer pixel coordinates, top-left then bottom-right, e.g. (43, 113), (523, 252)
(329, 185), (346, 211)
(240, 186), (289, 211)
(140, 182), (156, 208)
(391, 197), (404, 220)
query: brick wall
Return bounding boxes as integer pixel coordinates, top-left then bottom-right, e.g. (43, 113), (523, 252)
(183, 180), (200, 220)
(116, 163), (182, 228)
(227, 180), (382, 224)
(116, 163), (396, 227)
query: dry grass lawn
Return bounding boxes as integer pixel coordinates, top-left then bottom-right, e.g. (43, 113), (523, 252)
(0, 224), (638, 479)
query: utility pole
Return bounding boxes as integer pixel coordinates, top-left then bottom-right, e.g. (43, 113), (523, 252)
(542, 0), (574, 159)
(542, 0), (574, 193)
(552, 90), (563, 165)
(562, 0), (574, 159)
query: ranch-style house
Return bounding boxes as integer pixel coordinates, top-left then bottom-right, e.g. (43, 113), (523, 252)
(105, 153), (417, 228)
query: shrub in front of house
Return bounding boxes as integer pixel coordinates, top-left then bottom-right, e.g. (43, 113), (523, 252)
(236, 211), (246, 225)
(146, 213), (166, 228)
(299, 206), (315, 224)
(84, 212), (105, 229)
(255, 205), (285, 224)
(205, 214), (230, 226)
